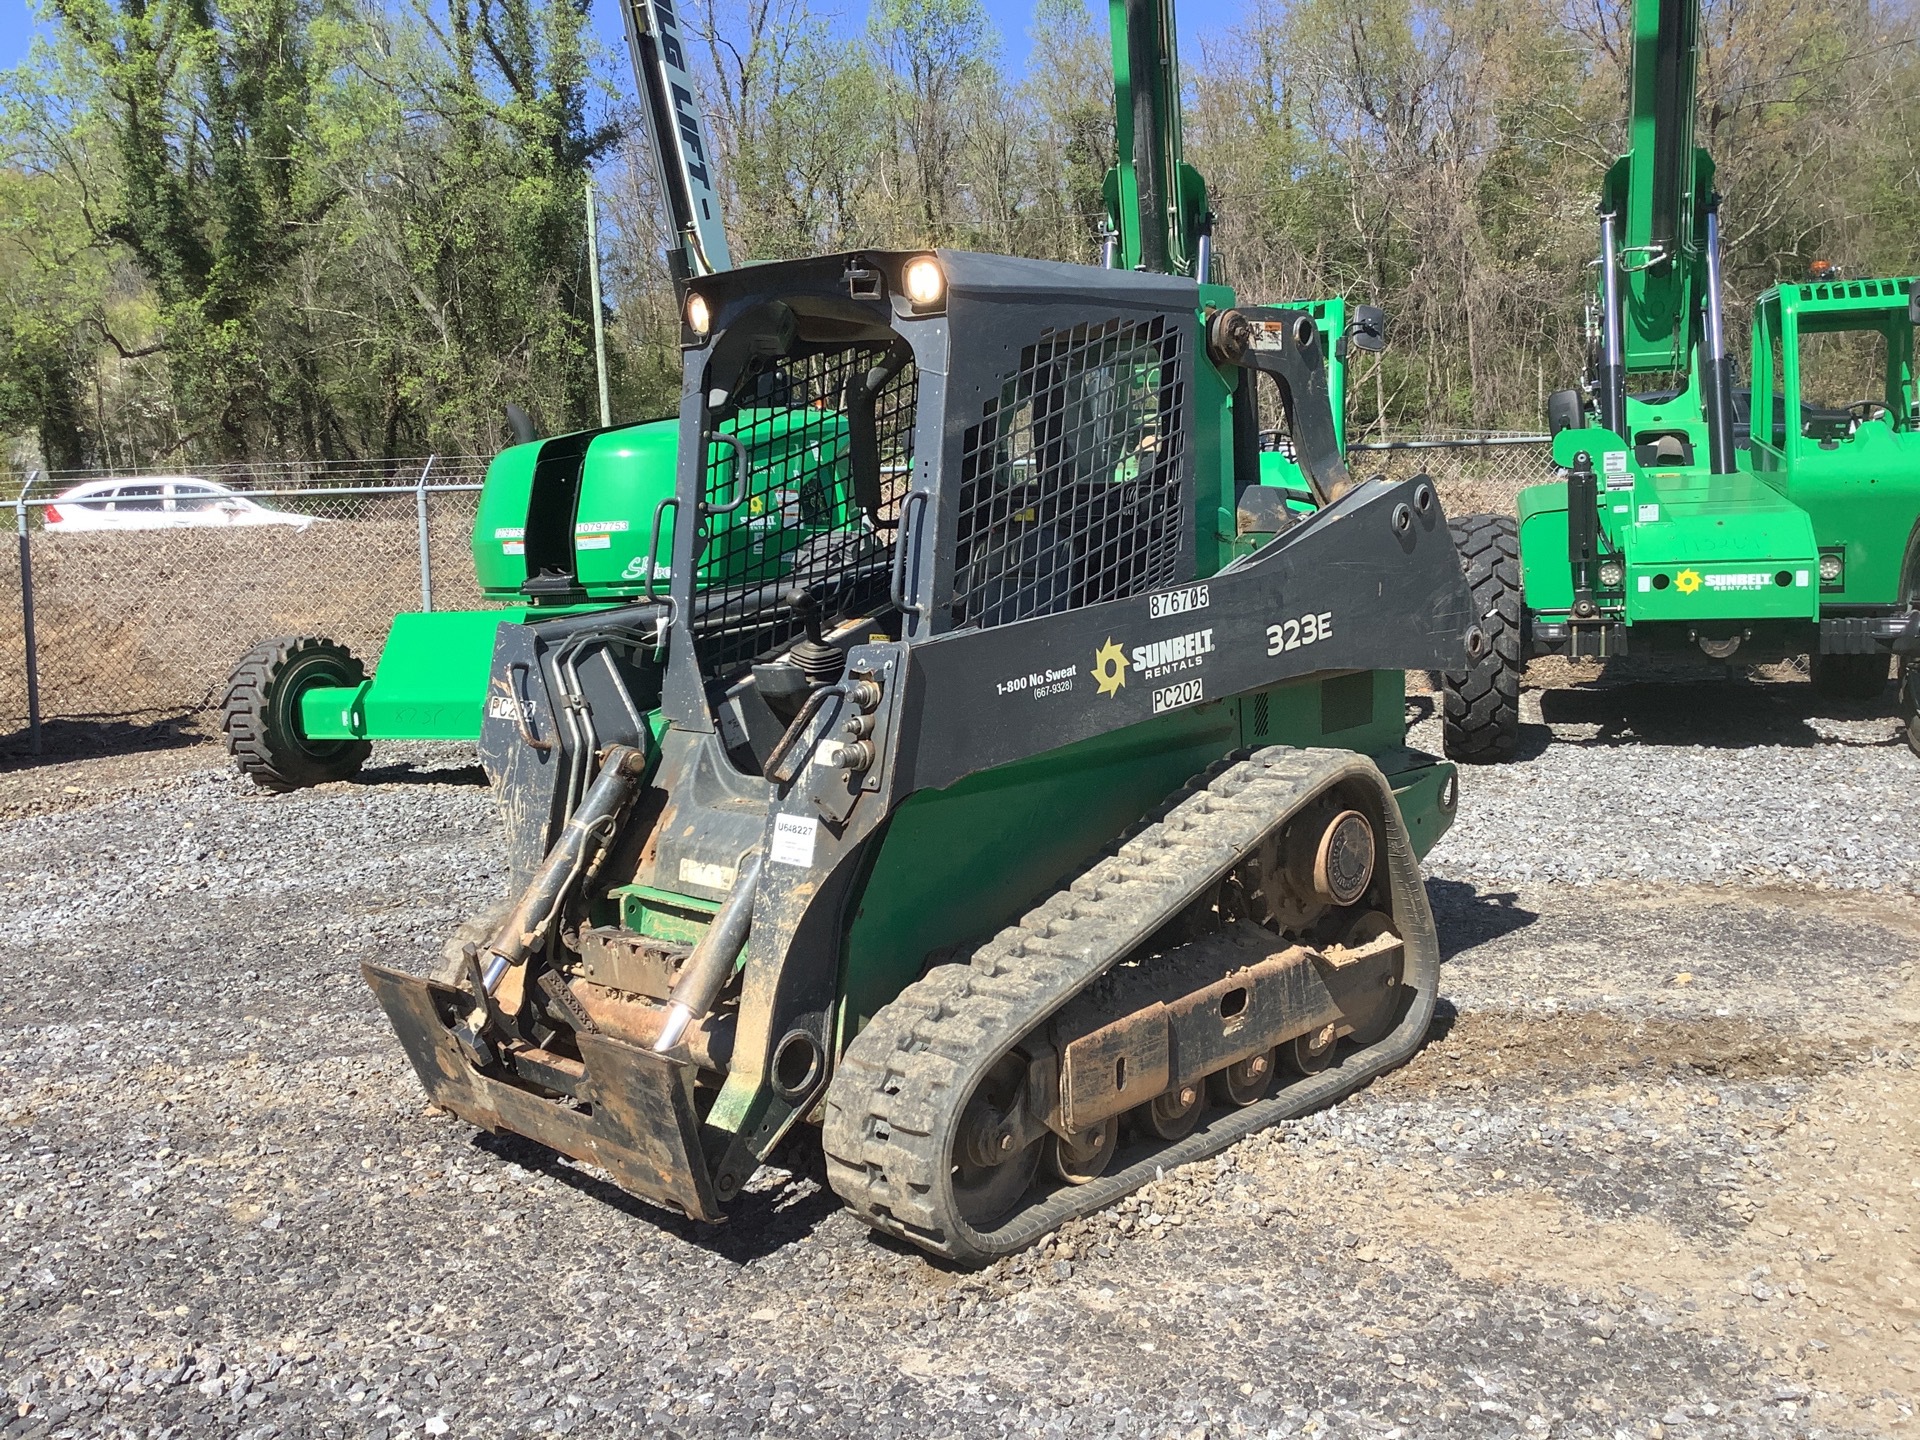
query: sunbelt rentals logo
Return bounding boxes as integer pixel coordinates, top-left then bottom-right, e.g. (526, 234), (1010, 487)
(1676, 567), (1703, 595)
(1093, 627), (1217, 698)
(1093, 638), (1129, 696)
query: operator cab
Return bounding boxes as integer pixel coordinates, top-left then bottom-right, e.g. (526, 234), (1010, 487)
(1750, 277), (1920, 462)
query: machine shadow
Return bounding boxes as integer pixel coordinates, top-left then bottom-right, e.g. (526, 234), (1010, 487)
(354, 760), (489, 788)
(472, 1127), (841, 1262)
(1426, 876), (1540, 963)
(1534, 675), (1900, 750)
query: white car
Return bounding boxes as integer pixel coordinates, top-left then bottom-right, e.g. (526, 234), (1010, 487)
(42, 477), (321, 532)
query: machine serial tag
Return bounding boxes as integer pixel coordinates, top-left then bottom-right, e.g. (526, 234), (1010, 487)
(770, 814), (819, 868)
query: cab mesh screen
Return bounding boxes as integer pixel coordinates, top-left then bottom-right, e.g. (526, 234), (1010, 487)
(953, 315), (1187, 629)
(692, 343), (916, 675)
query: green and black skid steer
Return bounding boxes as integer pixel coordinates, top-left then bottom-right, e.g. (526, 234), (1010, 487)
(363, 0), (1477, 1263)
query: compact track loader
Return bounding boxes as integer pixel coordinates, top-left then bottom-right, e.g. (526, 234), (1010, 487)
(364, 246), (1476, 1263)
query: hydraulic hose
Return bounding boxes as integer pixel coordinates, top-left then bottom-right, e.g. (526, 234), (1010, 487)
(654, 852), (763, 1052)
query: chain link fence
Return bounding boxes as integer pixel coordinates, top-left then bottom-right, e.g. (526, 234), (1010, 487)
(3, 459), (488, 755)
(0, 437), (1553, 756)
(1349, 433), (1552, 518)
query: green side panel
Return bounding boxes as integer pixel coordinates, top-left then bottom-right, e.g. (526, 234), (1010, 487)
(470, 440), (543, 597)
(298, 608), (531, 741)
(838, 704), (1237, 1041)
(573, 422), (681, 593)
(614, 885), (721, 945)
(1517, 482), (1574, 615)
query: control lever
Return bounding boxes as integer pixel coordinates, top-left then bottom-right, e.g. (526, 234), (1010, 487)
(784, 586), (844, 686)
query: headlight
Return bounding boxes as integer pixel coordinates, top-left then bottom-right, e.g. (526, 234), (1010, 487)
(685, 291), (712, 338)
(1598, 559), (1625, 588)
(1818, 552), (1843, 583)
(903, 255), (945, 307)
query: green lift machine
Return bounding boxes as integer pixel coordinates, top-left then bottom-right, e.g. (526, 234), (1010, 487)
(221, 0), (728, 790)
(221, 0), (1384, 791)
(358, 0), (1476, 1262)
(1439, 0), (1920, 761)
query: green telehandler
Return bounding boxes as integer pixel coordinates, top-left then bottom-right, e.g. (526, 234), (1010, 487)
(221, 0), (731, 790)
(359, 0), (1478, 1263)
(220, 0), (1384, 791)
(1439, 0), (1920, 762)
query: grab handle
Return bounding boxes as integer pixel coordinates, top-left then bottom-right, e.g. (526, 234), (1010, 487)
(644, 496), (680, 603)
(889, 489), (929, 616)
(701, 434), (749, 516)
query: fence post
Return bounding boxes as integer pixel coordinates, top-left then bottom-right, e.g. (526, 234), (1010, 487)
(15, 471), (42, 755)
(415, 455), (437, 614)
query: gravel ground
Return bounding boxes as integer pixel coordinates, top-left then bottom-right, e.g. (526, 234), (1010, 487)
(2, 670), (1917, 1440)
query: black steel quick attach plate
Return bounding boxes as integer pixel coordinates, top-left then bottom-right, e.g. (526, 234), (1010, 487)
(886, 475), (1472, 794)
(362, 961), (723, 1223)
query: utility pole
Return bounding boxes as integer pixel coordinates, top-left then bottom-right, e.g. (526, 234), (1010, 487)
(586, 178), (612, 429)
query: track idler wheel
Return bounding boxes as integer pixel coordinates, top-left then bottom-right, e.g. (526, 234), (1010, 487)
(1328, 911), (1407, 1047)
(223, 635), (371, 791)
(950, 1054), (1045, 1230)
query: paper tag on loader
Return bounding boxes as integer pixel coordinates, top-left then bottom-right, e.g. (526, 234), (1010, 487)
(770, 814), (819, 868)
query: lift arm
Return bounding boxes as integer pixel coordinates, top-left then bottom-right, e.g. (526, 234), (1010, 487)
(1593, 0), (1736, 471)
(619, 0), (733, 278)
(1102, 0), (1209, 277)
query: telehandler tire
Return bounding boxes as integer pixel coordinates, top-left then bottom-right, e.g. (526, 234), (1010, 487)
(223, 636), (372, 792)
(1809, 650), (1890, 701)
(1440, 513), (1523, 763)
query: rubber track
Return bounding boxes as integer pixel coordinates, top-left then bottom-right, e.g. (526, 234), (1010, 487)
(820, 745), (1441, 1266)
(223, 635), (370, 792)
(1440, 513), (1522, 763)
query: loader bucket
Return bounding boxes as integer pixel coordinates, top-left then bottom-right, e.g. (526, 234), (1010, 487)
(362, 962), (723, 1222)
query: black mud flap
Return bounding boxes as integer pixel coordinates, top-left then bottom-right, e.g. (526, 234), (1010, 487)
(362, 962), (723, 1222)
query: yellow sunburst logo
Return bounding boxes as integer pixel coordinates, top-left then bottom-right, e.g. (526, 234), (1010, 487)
(1092, 638), (1129, 696)
(1675, 568), (1703, 595)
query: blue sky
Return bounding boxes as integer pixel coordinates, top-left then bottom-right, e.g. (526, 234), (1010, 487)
(0, 0), (1220, 82)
